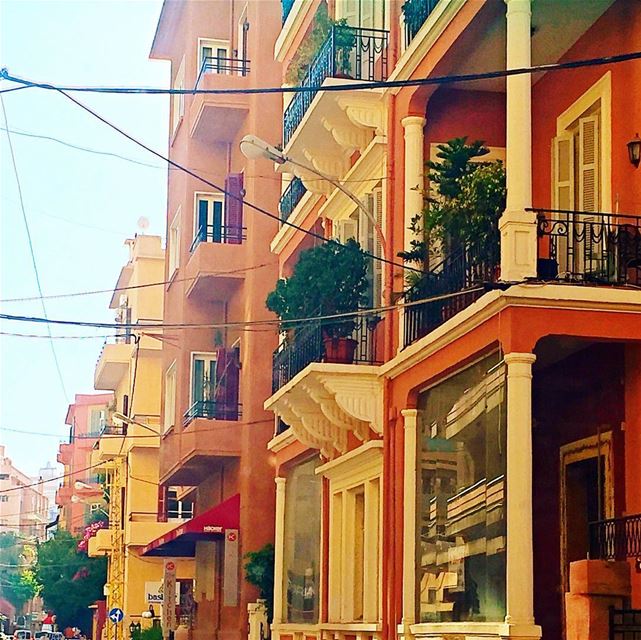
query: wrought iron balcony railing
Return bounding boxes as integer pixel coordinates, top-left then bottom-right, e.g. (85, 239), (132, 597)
(534, 208), (641, 285)
(279, 177), (307, 222)
(272, 315), (380, 392)
(403, 241), (500, 349)
(283, 25), (389, 146)
(589, 513), (641, 561)
(100, 424), (126, 437)
(190, 223), (246, 252)
(402, 0), (440, 49)
(195, 55), (250, 89)
(282, 0), (296, 24)
(183, 400), (241, 426)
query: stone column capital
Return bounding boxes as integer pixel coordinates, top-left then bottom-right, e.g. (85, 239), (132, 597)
(504, 352), (537, 367)
(274, 476), (287, 487)
(401, 115), (426, 131)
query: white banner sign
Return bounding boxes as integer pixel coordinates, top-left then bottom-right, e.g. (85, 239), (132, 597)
(162, 560), (177, 637)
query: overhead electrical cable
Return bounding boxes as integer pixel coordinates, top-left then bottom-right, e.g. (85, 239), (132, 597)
(0, 95), (69, 403)
(0, 287), (485, 331)
(2, 51), (641, 95)
(55, 89), (421, 275)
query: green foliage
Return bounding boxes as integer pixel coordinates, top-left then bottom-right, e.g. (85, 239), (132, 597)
(2, 570), (39, 611)
(244, 544), (274, 621)
(398, 137), (505, 288)
(33, 530), (107, 629)
(285, 3), (356, 84)
(266, 239), (368, 338)
(0, 532), (40, 611)
(138, 627), (162, 640)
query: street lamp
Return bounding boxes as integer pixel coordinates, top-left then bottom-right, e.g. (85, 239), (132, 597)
(239, 135), (388, 260)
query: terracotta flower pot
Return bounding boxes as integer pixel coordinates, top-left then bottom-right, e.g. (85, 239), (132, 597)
(323, 337), (357, 364)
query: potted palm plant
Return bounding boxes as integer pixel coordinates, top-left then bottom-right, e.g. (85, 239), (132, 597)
(266, 239), (369, 364)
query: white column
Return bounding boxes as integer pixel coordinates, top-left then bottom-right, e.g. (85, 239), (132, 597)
(272, 477), (287, 625)
(504, 353), (536, 627)
(401, 409), (418, 628)
(402, 116), (426, 254)
(500, 0), (537, 282)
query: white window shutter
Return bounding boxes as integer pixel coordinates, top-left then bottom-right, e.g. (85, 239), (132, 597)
(372, 187), (383, 307)
(578, 115), (600, 212)
(552, 134), (575, 210)
(338, 218), (358, 244)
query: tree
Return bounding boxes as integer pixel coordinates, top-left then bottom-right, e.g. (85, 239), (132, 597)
(0, 532), (39, 612)
(33, 530), (107, 630)
(2, 571), (38, 611)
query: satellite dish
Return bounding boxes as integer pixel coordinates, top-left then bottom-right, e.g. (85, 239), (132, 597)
(137, 216), (150, 234)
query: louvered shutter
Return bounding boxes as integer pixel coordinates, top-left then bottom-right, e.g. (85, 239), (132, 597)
(359, 195), (375, 308)
(339, 217), (358, 243)
(197, 199), (208, 243)
(157, 486), (168, 523)
(192, 358), (204, 404)
(553, 134), (575, 211)
(372, 187), (383, 307)
(579, 115), (602, 273)
(224, 173), (244, 245)
(214, 348), (239, 421)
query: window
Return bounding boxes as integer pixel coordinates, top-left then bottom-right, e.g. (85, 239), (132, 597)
(89, 409), (106, 436)
(335, 0), (386, 29)
(283, 459), (322, 623)
(190, 352), (217, 407)
(0, 496), (8, 503)
(417, 353), (506, 623)
(163, 362), (177, 434)
(194, 193), (224, 246)
(168, 209), (181, 274)
(198, 39), (230, 76)
(0, 474), (8, 481)
(172, 56), (185, 137)
(325, 445), (381, 623)
(167, 489), (194, 520)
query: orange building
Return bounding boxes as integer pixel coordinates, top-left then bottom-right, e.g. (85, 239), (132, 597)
(259, 3), (641, 640)
(145, 3), (282, 640)
(56, 392), (113, 535)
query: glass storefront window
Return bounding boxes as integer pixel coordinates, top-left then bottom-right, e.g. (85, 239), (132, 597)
(283, 458), (321, 623)
(417, 353), (506, 622)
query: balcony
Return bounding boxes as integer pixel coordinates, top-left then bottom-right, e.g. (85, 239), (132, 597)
(401, 0), (441, 50)
(189, 56), (250, 144)
(279, 177), (307, 223)
(57, 443), (72, 466)
(534, 208), (641, 286)
(283, 24), (389, 147)
(93, 424), (127, 462)
(126, 513), (177, 547)
(281, 0), (295, 24)
(94, 338), (133, 390)
(272, 315), (380, 392)
(184, 225), (246, 303)
(403, 243), (500, 349)
(87, 528), (112, 557)
(589, 513), (641, 561)
(55, 485), (73, 506)
(159, 420), (241, 486)
(183, 400), (241, 426)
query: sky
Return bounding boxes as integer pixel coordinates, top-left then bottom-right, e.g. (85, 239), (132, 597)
(0, 0), (170, 476)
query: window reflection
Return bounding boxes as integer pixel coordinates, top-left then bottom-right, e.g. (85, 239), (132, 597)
(417, 353), (506, 622)
(283, 458), (321, 623)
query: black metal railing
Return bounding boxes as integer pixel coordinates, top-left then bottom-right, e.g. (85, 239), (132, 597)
(610, 609), (641, 640)
(534, 208), (641, 285)
(279, 177), (307, 222)
(100, 424), (126, 436)
(272, 315), (379, 392)
(403, 242), (500, 348)
(589, 513), (641, 561)
(190, 224), (246, 252)
(282, 0), (296, 23)
(283, 25), (389, 146)
(195, 55), (250, 89)
(183, 400), (241, 426)
(402, 0), (440, 49)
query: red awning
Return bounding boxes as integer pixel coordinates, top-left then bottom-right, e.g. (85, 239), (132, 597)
(141, 493), (240, 557)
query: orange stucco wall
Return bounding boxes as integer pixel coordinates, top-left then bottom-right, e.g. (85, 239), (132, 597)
(532, 0), (641, 214)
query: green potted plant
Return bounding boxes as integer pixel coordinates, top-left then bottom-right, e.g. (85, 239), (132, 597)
(266, 239), (369, 364)
(399, 137), (506, 290)
(244, 544), (275, 622)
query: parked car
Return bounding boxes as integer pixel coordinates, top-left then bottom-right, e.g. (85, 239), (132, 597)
(14, 630), (32, 640)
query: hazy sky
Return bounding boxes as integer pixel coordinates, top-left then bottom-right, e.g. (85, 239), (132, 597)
(0, 0), (170, 476)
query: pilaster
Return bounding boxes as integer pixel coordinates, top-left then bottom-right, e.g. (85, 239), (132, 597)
(401, 116), (426, 254)
(272, 477), (287, 625)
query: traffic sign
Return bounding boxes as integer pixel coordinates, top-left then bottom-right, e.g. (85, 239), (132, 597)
(109, 608), (124, 624)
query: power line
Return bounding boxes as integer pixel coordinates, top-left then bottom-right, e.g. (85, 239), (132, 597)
(57, 89), (421, 276)
(0, 286), (485, 331)
(3, 51), (641, 95)
(0, 96), (69, 403)
(0, 262), (269, 303)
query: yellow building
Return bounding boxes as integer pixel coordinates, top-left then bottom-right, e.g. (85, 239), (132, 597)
(88, 235), (194, 639)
